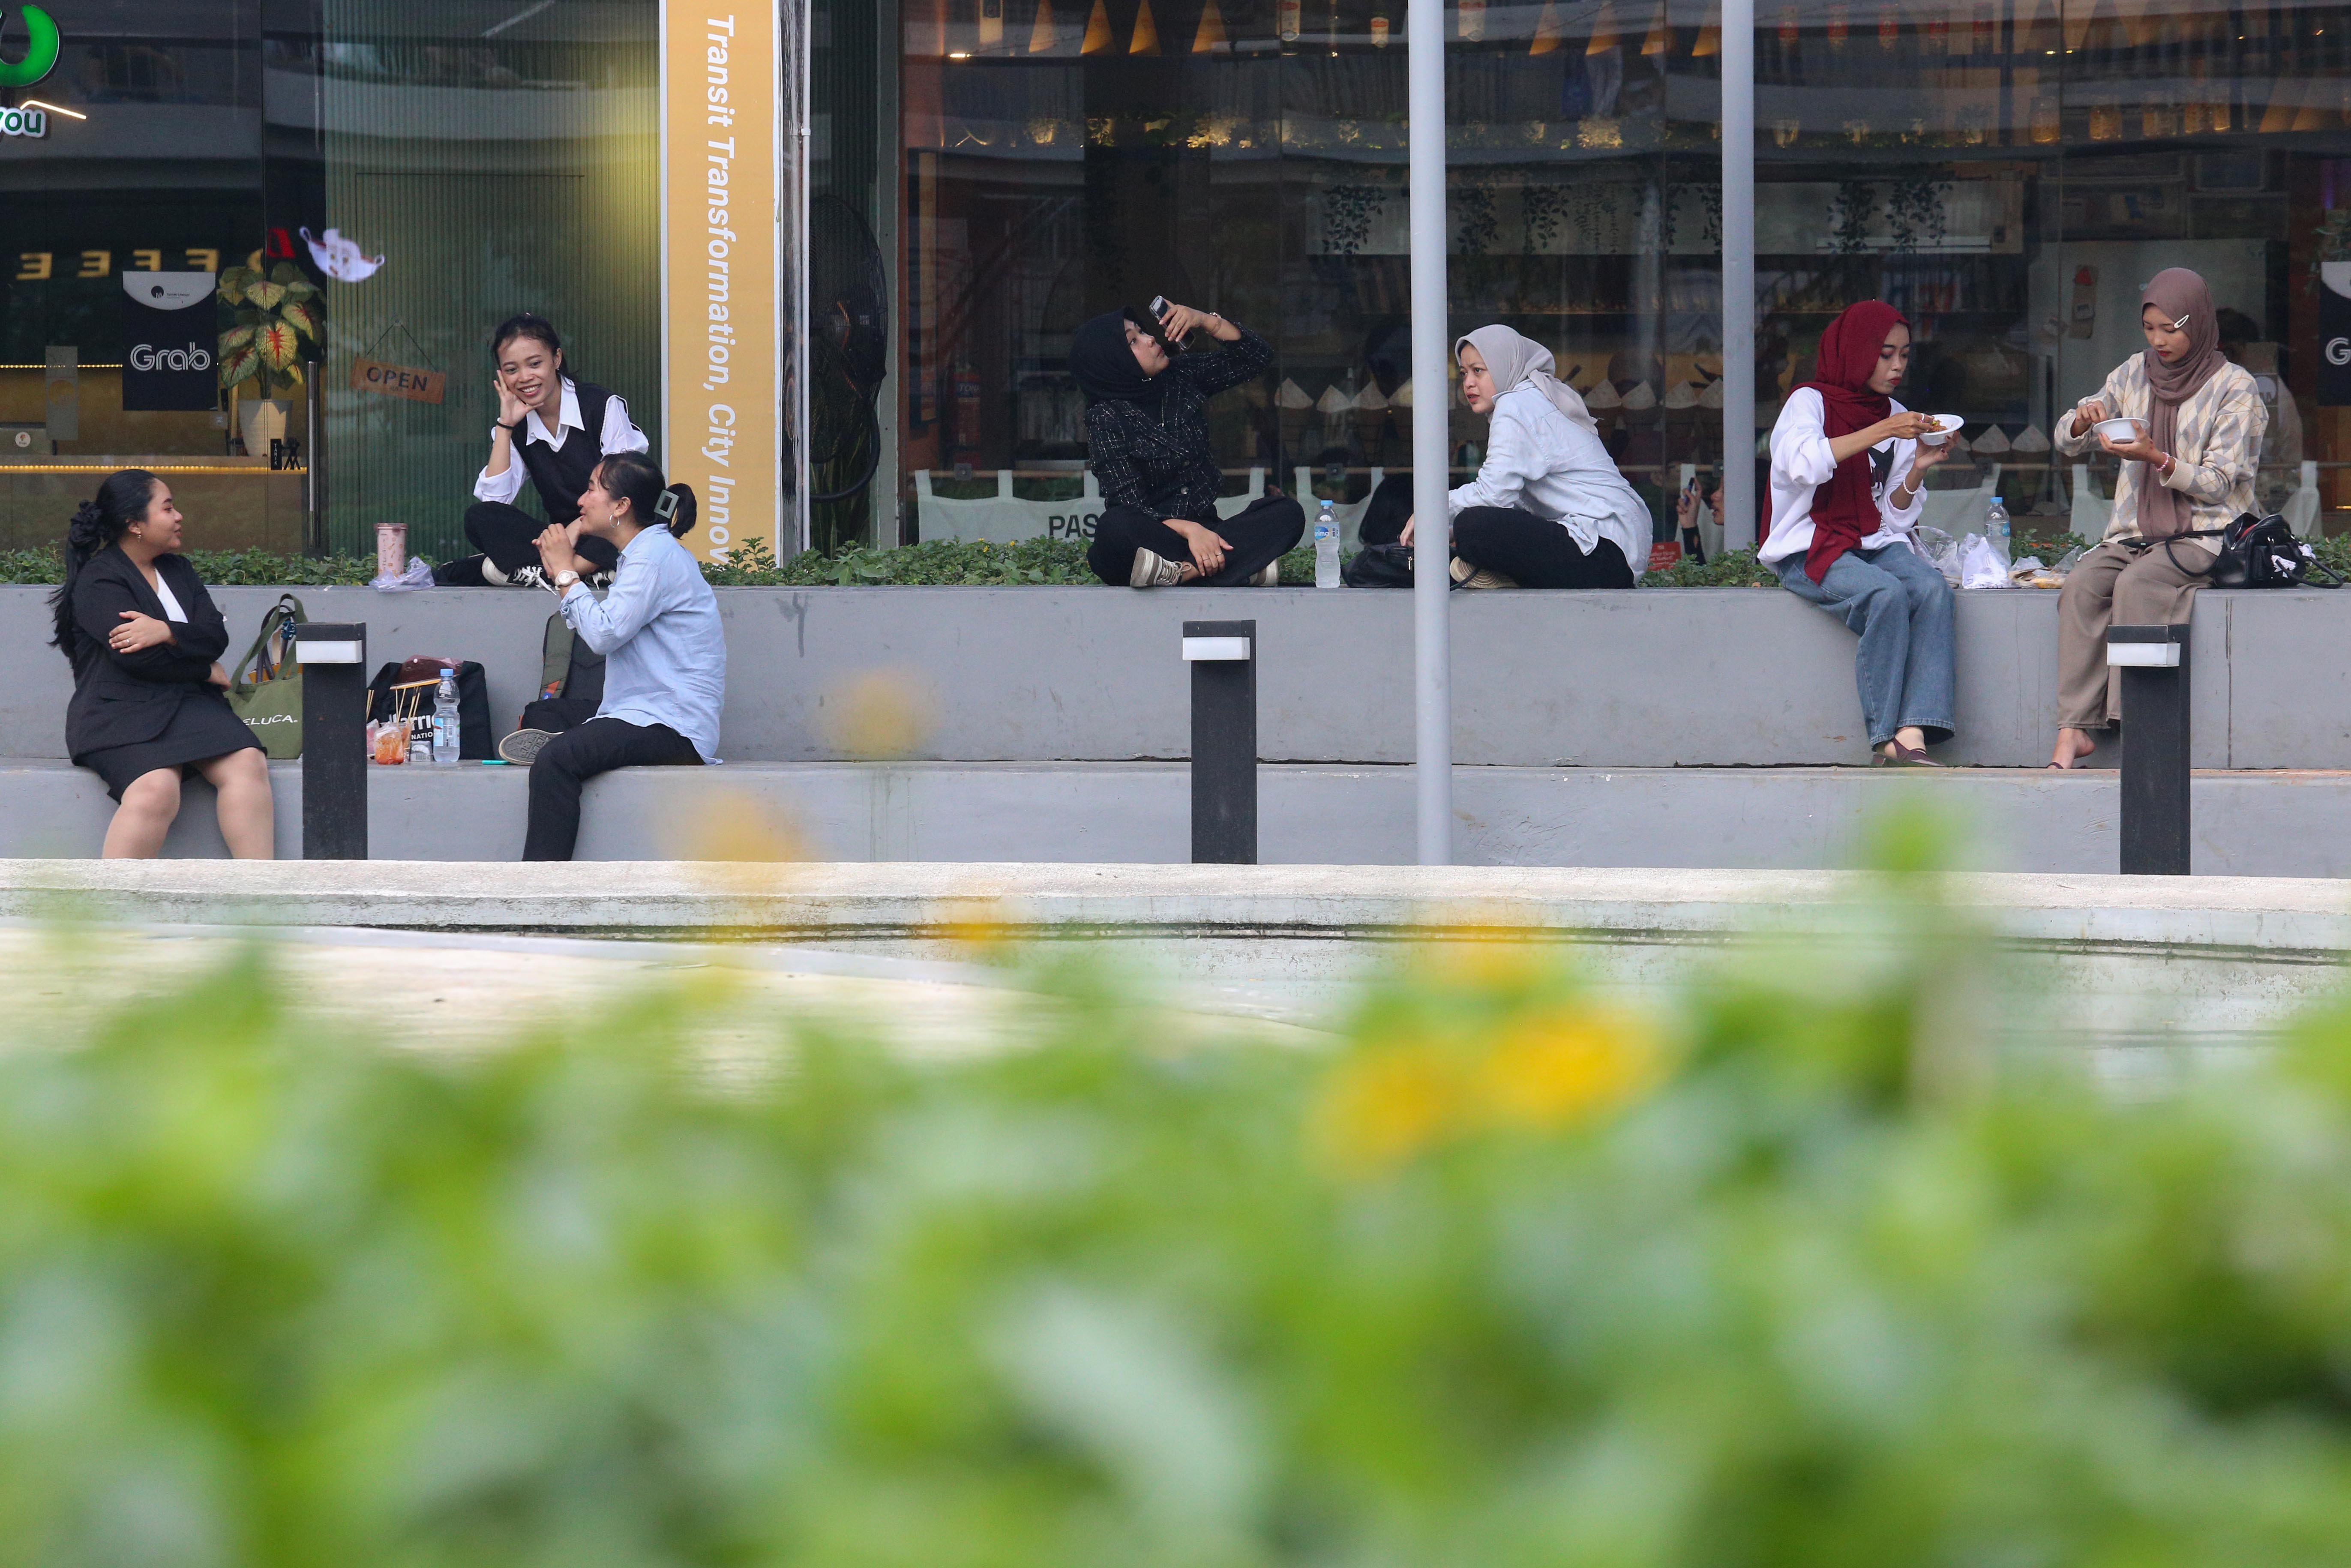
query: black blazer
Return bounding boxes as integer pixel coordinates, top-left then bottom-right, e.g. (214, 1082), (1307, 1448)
(64, 548), (234, 759)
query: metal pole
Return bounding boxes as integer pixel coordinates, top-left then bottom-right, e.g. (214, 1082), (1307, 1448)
(2111, 624), (2191, 875)
(1407, 0), (1453, 865)
(1184, 620), (1258, 864)
(1719, 0), (1756, 551)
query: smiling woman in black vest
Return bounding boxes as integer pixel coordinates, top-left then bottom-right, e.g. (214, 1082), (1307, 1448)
(52, 470), (273, 858)
(432, 313), (651, 588)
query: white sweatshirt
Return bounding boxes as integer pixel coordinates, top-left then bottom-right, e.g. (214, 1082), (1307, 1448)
(1759, 387), (1925, 567)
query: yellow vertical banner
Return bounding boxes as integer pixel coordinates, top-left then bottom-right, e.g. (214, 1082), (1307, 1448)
(664, 1), (779, 562)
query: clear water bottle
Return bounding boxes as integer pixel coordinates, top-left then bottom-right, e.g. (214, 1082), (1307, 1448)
(432, 667), (461, 764)
(1313, 499), (1340, 589)
(1985, 495), (2012, 563)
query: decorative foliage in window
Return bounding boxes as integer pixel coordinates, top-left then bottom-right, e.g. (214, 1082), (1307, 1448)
(1321, 186), (1384, 256)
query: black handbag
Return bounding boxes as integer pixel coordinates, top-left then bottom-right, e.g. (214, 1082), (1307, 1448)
(1340, 541), (1414, 588)
(2157, 512), (2344, 589)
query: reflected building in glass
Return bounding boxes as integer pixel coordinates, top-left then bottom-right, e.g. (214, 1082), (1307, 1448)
(852, 0), (2351, 552)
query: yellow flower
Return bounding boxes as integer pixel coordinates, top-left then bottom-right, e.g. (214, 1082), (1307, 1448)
(1476, 1006), (1663, 1129)
(1315, 1044), (1459, 1175)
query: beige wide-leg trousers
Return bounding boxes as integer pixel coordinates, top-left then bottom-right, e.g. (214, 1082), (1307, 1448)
(2055, 537), (2209, 730)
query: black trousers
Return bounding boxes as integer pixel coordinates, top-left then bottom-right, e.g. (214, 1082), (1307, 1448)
(1086, 494), (1305, 586)
(523, 716), (704, 861)
(433, 501), (621, 587)
(1453, 507), (1638, 589)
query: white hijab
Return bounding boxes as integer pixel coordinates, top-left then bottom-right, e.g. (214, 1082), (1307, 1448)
(1454, 324), (1598, 432)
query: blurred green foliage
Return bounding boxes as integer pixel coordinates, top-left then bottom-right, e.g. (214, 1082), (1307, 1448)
(10, 866), (2351, 1567)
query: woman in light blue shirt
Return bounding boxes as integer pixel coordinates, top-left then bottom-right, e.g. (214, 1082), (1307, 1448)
(512, 451), (726, 860)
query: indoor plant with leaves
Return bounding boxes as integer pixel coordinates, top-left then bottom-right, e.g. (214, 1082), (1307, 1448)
(217, 261), (323, 457)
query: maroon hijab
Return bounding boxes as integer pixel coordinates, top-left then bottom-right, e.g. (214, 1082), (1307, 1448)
(1793, 300), (1910, 583)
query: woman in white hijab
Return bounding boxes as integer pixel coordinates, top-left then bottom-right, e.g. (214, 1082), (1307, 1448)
(1397, 325), (1650, 588)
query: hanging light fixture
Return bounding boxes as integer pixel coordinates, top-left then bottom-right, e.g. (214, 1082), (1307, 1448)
(1081, 0), (1114, 51)
(1192, 0), (1229, 51)
(1030, 0), (1059, 51)
(1130, 0), (1161, 53)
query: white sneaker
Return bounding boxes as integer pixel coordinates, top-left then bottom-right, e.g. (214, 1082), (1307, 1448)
(1129, 548), (1185, 588)
(1250, 562), (1280, 585)
(498, 728), (558, 765)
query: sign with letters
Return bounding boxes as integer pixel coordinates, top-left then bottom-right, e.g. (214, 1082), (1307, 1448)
(350, 357), (446, 404)
(662, 1), (783, 562)
(2321, 263), (2351, 408)
(120, 272), (217, 412)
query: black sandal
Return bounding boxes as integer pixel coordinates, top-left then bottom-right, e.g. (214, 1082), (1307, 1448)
(1875, 743), (1940, 767)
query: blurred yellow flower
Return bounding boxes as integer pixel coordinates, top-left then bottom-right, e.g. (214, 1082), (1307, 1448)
(1477, 1006), (1663, 1128)
(1315, 1044), (1458, 1175)
(1316, 1003), (1666, 1176)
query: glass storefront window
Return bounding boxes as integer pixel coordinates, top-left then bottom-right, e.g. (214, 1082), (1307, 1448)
(885, 0), (2351, 554)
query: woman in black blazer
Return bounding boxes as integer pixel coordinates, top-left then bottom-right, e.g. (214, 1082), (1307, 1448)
(51, 470), (273, 857)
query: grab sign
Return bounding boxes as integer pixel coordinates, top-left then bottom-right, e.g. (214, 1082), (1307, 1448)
(121, 272), (220, 412)
(2320, 263), (2351, 408)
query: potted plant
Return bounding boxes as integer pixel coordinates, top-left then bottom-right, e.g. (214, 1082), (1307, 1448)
(217, 261), (323, 458)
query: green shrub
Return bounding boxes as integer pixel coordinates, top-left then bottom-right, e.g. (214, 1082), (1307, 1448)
(11, 857), (2351, 1563)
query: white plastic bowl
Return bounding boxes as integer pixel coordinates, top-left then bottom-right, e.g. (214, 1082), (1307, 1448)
(1917, 414), (1964, 445)
(2093, 416), (2146, 444)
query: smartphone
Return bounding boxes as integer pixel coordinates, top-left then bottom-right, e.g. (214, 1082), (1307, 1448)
(1148, 295), (1184, 351)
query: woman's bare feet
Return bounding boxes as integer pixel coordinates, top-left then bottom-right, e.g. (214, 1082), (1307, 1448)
(2049, 727), (2098, 769)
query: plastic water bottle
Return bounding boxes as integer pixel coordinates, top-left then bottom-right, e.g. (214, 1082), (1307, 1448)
(1985, 495), (2012, 563)
(1314, 499), (1340, 589)
(432, 668), (461, 765)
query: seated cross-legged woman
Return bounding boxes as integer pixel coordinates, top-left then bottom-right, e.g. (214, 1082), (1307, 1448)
(1396, 326), (1648, 589)
(1761, 300), (1957, 766)
(1075, 300), (1304, 588)
(507, 452), (725, 861)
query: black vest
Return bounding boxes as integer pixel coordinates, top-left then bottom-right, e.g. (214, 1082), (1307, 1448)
(517, 381), (615, 525)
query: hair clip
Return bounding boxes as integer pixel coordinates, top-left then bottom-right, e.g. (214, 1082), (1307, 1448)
(654, 488), (680, 520)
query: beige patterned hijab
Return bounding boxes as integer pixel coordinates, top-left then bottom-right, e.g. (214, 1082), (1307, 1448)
(2136, 269), (2226, 541)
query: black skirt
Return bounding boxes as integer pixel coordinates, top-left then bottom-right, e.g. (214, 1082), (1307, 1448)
(77, 689), (262, 802)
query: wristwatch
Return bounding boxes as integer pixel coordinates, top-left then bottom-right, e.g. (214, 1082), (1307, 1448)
(553, 570), (580, 589)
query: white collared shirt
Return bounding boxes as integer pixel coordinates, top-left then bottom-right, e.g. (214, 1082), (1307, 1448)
(1444, 384), (1652, 581)
(559, 525), (726, 763)
(1759, 388), (1926, 566)
(472, 378), (650, 506)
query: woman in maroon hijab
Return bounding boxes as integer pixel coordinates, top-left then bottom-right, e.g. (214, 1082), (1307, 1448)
(1761, 300), (1957, 765)
(2048, 269), (2264, 768)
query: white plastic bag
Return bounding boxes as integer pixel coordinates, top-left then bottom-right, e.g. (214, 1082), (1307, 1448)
(369, 556), (435, 593)
(1958, 532), (2015, 590)
(2285, 459), (2322, 542)
(1913, 525), (1961, 585)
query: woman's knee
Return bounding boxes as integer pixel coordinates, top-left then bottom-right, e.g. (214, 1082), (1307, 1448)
(210, 747), (270, 787)
(1261, 495), (1305, 549)
(120, 768), (181, 817)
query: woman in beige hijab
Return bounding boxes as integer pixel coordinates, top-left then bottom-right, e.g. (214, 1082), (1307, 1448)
(1397, 325), (1652, 588)
(2047, 269), (2264, 768)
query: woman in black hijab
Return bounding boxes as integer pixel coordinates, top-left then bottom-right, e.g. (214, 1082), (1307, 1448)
(1074, 301), (1303, 587)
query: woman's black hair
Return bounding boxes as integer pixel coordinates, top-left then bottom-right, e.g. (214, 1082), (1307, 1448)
(491, 312), (564, 366)
(593, 450), (697, 540)
(50, 468), (160, 655)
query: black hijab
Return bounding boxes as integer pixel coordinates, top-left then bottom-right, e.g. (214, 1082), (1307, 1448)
(1070, 308), (1166, 411)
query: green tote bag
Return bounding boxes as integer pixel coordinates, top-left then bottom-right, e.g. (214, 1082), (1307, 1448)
(225, 593), (307, 759)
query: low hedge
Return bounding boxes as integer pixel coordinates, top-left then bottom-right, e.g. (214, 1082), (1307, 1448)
(0, 532), (2339, 589)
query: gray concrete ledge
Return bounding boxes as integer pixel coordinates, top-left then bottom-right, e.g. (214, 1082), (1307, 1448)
(4, 859), (2342, 1057)
(8, 758), (2351, 878)
(0, 582), (2343, 769)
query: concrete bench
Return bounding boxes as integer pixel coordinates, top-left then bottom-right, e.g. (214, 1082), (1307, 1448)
(0, 582), (2337, 772)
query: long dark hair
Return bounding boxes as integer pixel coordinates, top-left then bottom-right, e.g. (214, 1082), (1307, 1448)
(593, 451), (697, 541)
(50, 468), (159, 656)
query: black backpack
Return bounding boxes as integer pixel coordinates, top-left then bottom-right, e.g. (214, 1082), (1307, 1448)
(2157, 512), (2344, 589)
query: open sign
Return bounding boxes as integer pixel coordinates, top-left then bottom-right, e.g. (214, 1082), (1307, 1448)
(350, 357), (446, 405)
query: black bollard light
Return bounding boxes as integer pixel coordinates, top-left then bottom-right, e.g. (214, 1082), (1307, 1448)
(2110, 622), (2190, 876)
(1184, 618), (1257, 865)
(297, 621), (368, 860)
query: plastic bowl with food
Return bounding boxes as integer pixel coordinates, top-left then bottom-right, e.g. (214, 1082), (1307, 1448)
(1917, 414), (1964, 445)
(2093, 416), (2146, 444)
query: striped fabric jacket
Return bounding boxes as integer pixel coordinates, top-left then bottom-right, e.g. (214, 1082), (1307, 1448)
(2054, 357), (2266, 548)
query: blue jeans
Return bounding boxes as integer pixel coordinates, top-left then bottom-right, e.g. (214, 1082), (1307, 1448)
(1772, 543), (1956, 749)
